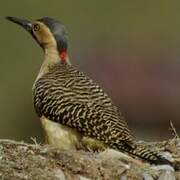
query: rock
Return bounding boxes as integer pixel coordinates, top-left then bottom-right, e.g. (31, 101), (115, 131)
(158, 171), (176, 180)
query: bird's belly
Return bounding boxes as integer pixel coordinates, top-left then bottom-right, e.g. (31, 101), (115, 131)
(40, 116), (107, 151)
(40, 116), (82, 150)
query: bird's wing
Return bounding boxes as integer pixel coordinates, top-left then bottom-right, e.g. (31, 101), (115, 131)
(33, 66), (133, 144)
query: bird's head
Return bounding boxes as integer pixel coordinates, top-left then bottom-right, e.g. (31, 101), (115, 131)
(6, 16), (68, 62)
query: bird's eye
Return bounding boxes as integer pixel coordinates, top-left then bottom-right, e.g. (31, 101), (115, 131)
(33, 24), (40, 31)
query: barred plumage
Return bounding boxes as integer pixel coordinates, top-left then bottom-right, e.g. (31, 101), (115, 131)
(33, 62), (170, 165)
(6, 16), (172, 166)
(33, 62), (133, 143)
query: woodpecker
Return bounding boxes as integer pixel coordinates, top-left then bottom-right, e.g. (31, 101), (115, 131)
(6, 16), (171, 165)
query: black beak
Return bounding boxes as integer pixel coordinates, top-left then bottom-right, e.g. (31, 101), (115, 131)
(6, 16), (32, 32)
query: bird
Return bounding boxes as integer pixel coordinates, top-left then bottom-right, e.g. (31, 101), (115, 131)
(6, 16), (171, 165)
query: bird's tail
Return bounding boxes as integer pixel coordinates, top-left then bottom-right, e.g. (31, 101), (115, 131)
(130, 143), (171, 165)
(112, 141), (172, 165)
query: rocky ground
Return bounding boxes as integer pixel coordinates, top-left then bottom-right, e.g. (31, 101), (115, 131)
(0, 137), (179, 180)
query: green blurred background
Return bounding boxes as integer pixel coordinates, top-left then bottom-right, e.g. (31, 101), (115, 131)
(0, 0), (180, 143)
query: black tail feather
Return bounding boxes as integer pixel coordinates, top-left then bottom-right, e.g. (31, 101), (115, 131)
(112, 141), (172, 166)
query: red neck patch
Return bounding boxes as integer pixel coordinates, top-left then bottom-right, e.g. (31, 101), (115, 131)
(59, 51), (67, 62)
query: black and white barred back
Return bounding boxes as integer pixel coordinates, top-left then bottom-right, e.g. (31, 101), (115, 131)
(33, 62), (133, 143)
(33, 61), (171, 165)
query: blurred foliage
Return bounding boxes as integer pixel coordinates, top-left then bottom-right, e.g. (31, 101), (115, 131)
(0, 0), (180, 142)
